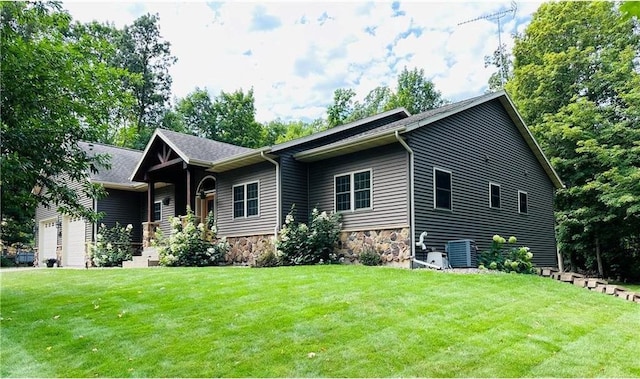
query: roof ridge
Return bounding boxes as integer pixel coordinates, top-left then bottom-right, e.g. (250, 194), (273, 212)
(79, 141), (143, 153)
(158, 128), (255, 151)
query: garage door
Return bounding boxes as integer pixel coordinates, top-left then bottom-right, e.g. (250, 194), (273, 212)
(64, 217), (86, 267)
(41, 220), (57, 260)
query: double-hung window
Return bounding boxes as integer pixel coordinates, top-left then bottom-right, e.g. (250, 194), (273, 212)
(153, 201), (162, 221)
(518, 191), (528, 214)
(489, 182), (501, 209)
(233, 182), (259, 218)
(334, 170), (372, 212)
(434, 168), (452, 210)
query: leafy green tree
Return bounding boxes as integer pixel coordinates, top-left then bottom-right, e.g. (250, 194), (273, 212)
(484, 43), (513, 92)
(174, 88), (216, 138)
(213, 88), (263, 148)
(327, 88), (356, 127)
(385, 67), (446, 114)
(117, 13), (176, 148)
(1, 2), (131, 244)
(506, 1), (640, 279)
(350, 86), (393, 122)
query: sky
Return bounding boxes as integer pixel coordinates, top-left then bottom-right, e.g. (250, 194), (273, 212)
(64, 1), (544, 123)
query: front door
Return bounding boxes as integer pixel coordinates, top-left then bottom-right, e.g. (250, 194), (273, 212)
(198, 193), (215, 229)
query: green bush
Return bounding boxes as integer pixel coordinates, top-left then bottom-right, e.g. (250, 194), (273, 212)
(0, 256), (16, 267)
(276, 206), (342, 265)
(156, 209), (228, 267)
(89, 223), (133, 267)
(254, 246), (280, 268)
(359, 246), (382, 266)
(478, 235), (534, 274)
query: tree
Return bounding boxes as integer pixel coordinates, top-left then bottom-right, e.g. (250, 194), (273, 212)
(1, 2), (132, 244)
(385, 67), (446, 114)
(506, 2), (640, 280)
(213, 88), (263, 148)
(117, 13), (176, 148)
(173, 88), (216, 138)
(327, 88), (356, 127)
(484, 43), (513, 92)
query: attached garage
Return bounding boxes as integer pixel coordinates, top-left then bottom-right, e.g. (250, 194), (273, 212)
(63, 217), (87, 267)
(40, 220), (58, 261)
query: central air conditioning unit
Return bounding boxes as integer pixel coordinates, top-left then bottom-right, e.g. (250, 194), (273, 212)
(446, 239), (477, 268)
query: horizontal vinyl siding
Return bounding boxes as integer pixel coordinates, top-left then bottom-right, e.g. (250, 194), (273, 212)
(97, 189), (144, 243)
(279, 113), (407, 223)
(309, 144), (409, 230)
(409, 99), (557, 267)
(217, 162), (277, 237)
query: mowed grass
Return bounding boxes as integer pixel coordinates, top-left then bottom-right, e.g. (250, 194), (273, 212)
(1, 266), (639, 378)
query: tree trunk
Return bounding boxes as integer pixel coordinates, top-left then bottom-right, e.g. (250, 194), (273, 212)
(595, 237), (604, 277)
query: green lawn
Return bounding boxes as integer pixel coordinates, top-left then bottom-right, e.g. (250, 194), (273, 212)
(1, 266), (639, 377)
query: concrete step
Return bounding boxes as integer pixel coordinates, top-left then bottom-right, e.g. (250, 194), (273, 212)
(122, 251), (160, 268)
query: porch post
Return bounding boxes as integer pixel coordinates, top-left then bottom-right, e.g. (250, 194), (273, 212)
(186, 166), (192, 212)
(147, 180), (155, 222)
(143, 180), (158, 249)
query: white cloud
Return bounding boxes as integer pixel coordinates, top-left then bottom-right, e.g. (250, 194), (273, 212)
(63, 1), (545, 122)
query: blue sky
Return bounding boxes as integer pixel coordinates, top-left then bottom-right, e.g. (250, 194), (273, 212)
(64, 1), (543, 122)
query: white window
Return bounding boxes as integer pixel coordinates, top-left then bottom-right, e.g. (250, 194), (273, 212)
(334, 169), (372, 212)
(434, 168), (452, 210)
(233, 182), (259, 218)
(489, 182), (501, 209)
(154, 201), (162, 221)
(518, 191), (528, 214)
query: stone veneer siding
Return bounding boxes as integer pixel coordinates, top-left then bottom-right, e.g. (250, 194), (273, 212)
(225, 234), (275, 266)
(338, 228), (412, 267)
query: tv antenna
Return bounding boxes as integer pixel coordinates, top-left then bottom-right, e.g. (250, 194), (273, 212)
(458, 1), (517, 88)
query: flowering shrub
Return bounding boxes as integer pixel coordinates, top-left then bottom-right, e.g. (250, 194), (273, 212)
(275, 206), (342, 265)
(478, 234), (535, 274)
(156, 209), (228, 267)
(89, 223), (133, 267)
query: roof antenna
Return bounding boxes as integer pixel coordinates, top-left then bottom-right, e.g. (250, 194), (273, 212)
(458, 1), (517, 88)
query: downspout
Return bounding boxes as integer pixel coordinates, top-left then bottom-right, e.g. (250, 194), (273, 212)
(261, 151), (280, 238)
(395, 131), (415, 267)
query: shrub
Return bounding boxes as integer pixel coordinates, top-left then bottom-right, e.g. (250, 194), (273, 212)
(156, 209), (228, 267)
(276, 206), (342, 265)
(478, 235), (534, 274)
(254, 245), (280, 268)
(359, 246), (382, 266)
(89, 223), (133, 267)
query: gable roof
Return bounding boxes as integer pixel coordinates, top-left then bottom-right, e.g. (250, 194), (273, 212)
(293, 91), (564, 189)
(130, 129), (254, 181)
(78, 142), (146, 190)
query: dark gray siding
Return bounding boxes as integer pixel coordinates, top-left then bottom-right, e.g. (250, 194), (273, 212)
(217, 161), (277, 237)
(278, 114), (406, 223)
(97, 189), (144, 243)
(409, 99), (557, 267)
(308, 144), (409, 230)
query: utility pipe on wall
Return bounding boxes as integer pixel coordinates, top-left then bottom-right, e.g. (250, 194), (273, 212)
(261, 151), (280, 238)
(395, 131), (415, 264)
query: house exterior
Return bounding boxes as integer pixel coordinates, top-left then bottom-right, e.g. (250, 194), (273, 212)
(34, 90), (563, 268)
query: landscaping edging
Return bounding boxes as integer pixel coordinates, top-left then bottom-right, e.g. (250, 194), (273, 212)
(537, 267), (640, 304)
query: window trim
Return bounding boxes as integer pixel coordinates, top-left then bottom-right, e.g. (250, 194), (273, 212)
(489, 182), (501, 209)
(518, 190), (528, 214)
(232, 180), (260, 219)
(433, 167), (453, 211)
(153, 201), (162, 221)
(333, 169), (373, 213)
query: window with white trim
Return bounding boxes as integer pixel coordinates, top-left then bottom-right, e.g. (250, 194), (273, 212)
(518, 191), (528, 214)
(434, 168), (452, 210)
(154, 201), (162, 221)
(334, 170), (372, 212)
(489, 182), (501, 208)
(233, 182), (259, 218)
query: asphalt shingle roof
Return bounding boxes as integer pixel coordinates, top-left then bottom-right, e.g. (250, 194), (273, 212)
(158, 129), (254, 164)
(78, 142), (143, 185)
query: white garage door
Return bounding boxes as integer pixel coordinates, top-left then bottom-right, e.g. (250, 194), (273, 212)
(64, 217), (86, 267)
(41, 220), (57, 260)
